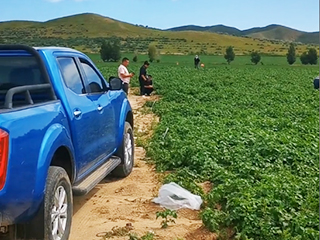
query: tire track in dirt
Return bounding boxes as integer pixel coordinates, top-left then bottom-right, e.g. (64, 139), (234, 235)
(69, 90), (216, 240)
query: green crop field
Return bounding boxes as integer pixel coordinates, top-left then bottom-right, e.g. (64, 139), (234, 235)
(88, 53), (319, 68)
(94, 55), (319, 240)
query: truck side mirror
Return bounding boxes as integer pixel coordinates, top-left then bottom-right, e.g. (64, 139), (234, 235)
(108, 77), (122, 91)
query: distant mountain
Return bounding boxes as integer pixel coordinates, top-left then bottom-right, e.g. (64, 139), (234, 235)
(167, 24), (319, 44)
(0, 13), (315, 55)
(296, 32), (319, 44)
(168, 24), (242, 35)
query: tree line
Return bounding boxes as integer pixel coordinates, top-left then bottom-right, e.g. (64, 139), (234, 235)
(100, 39), (159, 63)
(224, 43), (318, 65)
(100, 39), (318, 65)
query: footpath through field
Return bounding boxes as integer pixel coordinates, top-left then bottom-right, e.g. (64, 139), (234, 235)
(69, 89), (216, 240)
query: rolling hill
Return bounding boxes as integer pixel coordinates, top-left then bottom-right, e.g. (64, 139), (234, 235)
(168, 24), (319, 44)
(0, 13), (317, 55)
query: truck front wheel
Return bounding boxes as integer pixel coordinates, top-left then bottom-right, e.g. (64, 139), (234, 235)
(44, 166), (73, 240)
(112, 121), (134, 177)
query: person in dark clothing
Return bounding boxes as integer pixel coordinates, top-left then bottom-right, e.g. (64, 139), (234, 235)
(139, 61), (150, 96)
(194, 55), (200, 69)
(314, 76), (319, 89)
(144, 75), (154, 96)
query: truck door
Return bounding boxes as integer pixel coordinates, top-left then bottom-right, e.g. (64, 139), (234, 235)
(77, 57), (117, 159)
(56, 57), (104, 177)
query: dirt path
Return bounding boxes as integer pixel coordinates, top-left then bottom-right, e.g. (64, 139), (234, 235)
(69, 90), (216, 240)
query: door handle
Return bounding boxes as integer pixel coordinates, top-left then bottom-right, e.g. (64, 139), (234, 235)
(97, 106), (103, 111)
(74, 110), (82, 117)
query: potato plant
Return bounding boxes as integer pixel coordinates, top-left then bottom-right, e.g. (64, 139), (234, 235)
(146, 65), (319, 239)
(96, 59), (319, 239)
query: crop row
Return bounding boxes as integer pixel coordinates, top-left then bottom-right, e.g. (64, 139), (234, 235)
(144, 65), (319, 239)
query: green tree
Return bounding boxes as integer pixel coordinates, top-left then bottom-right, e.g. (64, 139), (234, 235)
(250, 51), (261, 65)
(109, 38), (121, 62)
(307, 48), (318, 65)
(133, 55), (138, 62)
(300, 48), (318, 65)
(99, 39), (121, 62)
(133, 50), (138, 63)
(300, 52), (309, 65)
(148, 44), (157, 62)
(224, 46), (235, 64)
(100, 40), (110, 62)
(286, 43), (296, 65)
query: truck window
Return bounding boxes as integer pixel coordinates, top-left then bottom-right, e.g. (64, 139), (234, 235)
(57, 58), (85, 95)
(79, 59), (106, 94)
(0, 56), (46, 88)
(0, 56), (53, 109)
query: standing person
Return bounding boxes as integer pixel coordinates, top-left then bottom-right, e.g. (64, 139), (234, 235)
(194, 55), (200, 69)
(118, 57), (134, 94)
(139, 61), (150, 96)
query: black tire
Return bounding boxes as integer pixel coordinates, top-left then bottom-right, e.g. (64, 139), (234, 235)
(44, 166), (73, 240)
(112, 121), (134, 177)
(9, 167), (72, 240)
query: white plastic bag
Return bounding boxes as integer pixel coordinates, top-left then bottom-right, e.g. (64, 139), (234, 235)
(152, 182), (203, 210)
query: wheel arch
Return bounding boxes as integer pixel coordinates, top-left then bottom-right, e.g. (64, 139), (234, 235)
(33, 124), (75, 203)
(116, 99), (134, 149)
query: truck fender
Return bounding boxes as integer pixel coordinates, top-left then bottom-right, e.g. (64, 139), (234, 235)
(30, 123), (75, 213)
(116, 99), (132, 148)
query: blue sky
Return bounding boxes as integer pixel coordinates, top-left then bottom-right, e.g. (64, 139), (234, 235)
(1, 0), (319, 32)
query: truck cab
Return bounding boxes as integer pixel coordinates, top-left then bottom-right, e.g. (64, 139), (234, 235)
(0, 45), (134, 240)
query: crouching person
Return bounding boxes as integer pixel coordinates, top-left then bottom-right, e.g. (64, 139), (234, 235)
(144, 75), (154, 96)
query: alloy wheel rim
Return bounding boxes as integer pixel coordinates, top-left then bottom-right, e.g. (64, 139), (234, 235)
(51, 186), (68, 240)
(124, 132), (133, 167)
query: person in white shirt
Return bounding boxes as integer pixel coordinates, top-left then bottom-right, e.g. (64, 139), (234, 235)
(118, 57), (135, 94)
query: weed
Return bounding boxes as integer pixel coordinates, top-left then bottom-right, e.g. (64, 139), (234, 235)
(156, 209), (178, 228)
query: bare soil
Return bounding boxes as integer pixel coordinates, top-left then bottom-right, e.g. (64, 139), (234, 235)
(69, 89), (216, 240)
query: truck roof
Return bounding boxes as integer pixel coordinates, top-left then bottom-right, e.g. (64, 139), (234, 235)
(0, 45), (84, 56)
(34, 46), (82, 54)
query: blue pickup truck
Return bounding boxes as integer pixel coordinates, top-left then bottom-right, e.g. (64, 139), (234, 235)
(0, 45), (134, 240)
